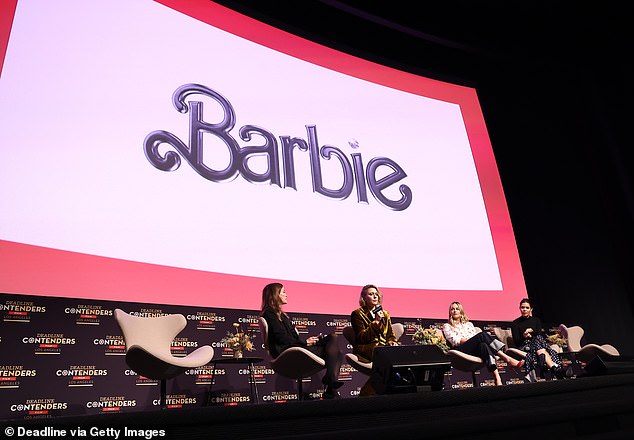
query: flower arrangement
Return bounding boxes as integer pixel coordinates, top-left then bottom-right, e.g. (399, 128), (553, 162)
(412, 326), (450, 353)
(221, 323), (255, 357)
(547, 331), (567, 349)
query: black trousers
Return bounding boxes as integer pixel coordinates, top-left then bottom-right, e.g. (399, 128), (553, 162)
(307, 333), (343, 385)
(454, 332), (505, 372)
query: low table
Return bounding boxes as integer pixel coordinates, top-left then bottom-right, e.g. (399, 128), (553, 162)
(207, 357), (264, 405)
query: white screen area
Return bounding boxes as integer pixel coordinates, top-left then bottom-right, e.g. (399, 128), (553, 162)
(0, 0), (526, 319)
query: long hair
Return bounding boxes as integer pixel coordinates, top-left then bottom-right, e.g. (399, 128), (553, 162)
(448, 301), (469, 326)
(359, 284), (383, 307)
(261, 282), (284, 320)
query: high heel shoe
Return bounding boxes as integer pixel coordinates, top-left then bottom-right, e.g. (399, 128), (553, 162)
(509, 359), (524, 370)
(551, 364), (566, 380)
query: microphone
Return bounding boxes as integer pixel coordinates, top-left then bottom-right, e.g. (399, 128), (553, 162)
(372, 305), (383, 320)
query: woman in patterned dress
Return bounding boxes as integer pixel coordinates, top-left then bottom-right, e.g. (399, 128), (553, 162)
(511, 298), (564, 381)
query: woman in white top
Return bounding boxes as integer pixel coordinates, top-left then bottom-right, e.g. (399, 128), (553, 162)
(443, 301), (523, 386)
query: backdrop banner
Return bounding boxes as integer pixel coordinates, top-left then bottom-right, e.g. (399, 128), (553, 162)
(0, 292), (571, 421)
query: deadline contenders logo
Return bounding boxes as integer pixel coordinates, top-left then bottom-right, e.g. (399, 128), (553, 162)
(187, 311), (226, 331)
(124, 368), (159, 387)
(209, 392), (251, 406)
(10, 398), (69, 419)
(64, 304), (112, 325)
(236, 364), (274, 386)
(93, 334), (126, 356)
(290, 316), (317, 335)
(22, 333), (76, 355)
(238, 314), (261, 330)
(152, 394), (197, 409)
(86, 396), (136, 414)
(326, 318), (351, 334)
(144, 84), (412, 211)
(185, 365), (225, 386)
(0, 365), (37, 389)
(56, 364), (108, 388)
(129, 308), (167, 318)
(171, 337), (199, 357)
(1, 300), (46, 323)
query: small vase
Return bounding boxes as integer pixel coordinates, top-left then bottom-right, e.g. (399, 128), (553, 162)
(233, 350), (243, 359)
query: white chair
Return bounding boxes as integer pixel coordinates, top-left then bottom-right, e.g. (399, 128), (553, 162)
(445, 327), (500, 387)
(341, 323), (405, 375)
(258, 316), (326, 400)
(492, 327), (528, 360)
(114, 309), (214, 408)
(446, 349), (487, 386)
(559, 324), (620, 363)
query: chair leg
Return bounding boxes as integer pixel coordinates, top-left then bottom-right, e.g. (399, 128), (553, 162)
(297, 378), (303, 401)
(160, 379), (167, 409)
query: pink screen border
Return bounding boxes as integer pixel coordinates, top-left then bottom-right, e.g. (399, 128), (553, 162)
(0, 0), (526, 320)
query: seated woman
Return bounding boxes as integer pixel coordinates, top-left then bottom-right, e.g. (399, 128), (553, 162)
(443, 301), (523, 386)
(511, 298), (564, 382)
(351, 284), (399, 363)
(351, 284), (399, 396)
(260, 282), (344, 399)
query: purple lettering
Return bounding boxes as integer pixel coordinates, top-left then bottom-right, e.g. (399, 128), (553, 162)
(306, 125), (353, 200)
(351, 153), (369, 204)
(279, 136), (309, 190)
(238, 125), (280, 186)
(144, 84), (412, 211)
(366, 157), (412, 211)
(144, 84), (240, 182)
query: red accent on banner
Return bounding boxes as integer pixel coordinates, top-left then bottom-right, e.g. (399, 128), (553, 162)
(0, 0), (18, 78)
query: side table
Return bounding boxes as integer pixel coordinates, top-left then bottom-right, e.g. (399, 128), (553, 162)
(207, 357), (264, 405)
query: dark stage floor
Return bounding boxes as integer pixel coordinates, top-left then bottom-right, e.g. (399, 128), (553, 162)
(5, 372), (634, 440)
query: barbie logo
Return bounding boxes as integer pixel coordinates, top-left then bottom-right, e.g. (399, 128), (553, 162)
(144, 84), (412, 211)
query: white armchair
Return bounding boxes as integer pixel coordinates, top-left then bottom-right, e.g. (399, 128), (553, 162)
(114, 309), (214, 408)
(559, 324), (619, 363)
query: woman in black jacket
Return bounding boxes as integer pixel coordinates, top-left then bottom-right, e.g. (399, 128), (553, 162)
(260, 282), (343, 398)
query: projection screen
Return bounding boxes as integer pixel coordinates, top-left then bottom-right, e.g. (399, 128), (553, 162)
(0, 0), (526, 319)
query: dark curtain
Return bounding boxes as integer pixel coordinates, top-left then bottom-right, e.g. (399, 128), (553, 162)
(478, 57), (634, 354)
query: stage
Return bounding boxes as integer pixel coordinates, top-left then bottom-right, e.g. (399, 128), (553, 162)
(6, 372), (634, 440)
